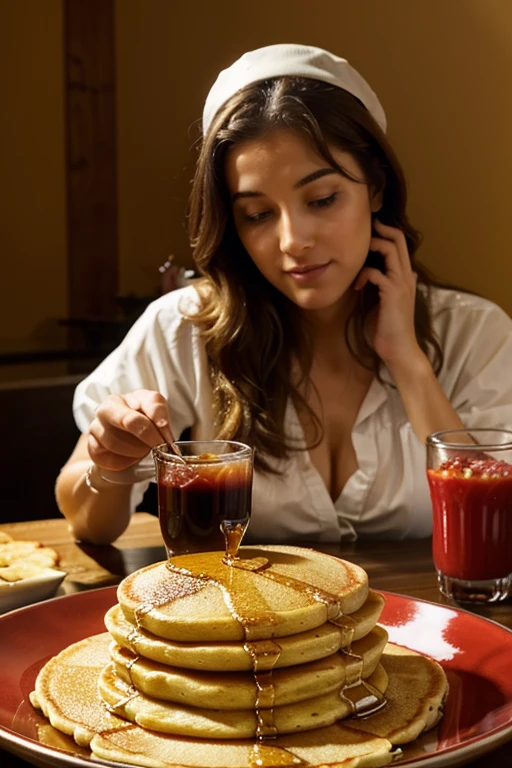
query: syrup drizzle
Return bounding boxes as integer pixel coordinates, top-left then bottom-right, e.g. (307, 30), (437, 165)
(165, 553), (386, 725)
(124, 651), (139, 674)
(167, 555), (279, 641)
(103, 665), (139, 715)
(244, 640), (282, 739)
(126, 624), (142, 653)
(244, 565), (386, 718)
(222, 520), (249, 564)
(339, 648), (388, 718)
(238, 565), (360, 647)
(248, 742), (306, 766)
(121, 648), (143, 697)
(104, 689), (138, 714)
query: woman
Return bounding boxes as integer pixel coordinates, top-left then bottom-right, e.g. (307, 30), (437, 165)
(56, 43), (512, 545)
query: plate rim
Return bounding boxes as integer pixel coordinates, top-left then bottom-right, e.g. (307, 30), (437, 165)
(379, 588), (512, 636)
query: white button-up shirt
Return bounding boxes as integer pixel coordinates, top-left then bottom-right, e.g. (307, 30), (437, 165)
(73, 285), (512, 543)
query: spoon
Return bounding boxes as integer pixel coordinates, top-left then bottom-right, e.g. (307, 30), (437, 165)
(155, 422), (187, 465)
(167, 440), (187, 464)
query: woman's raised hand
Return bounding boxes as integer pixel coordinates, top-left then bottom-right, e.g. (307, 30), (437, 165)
(87, 390), (175, 472)
(354, 219), (423, 371)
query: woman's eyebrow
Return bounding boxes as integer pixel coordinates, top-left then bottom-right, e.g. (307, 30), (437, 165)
(294, 168), (338, 189)
(231, 168), (338, 202)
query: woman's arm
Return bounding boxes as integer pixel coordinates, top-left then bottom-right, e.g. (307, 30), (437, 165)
(355, 219), (465, 443)
(55, 433), (134, 545)
(56, 389), (174, 545)
(386, 351), (465, 444)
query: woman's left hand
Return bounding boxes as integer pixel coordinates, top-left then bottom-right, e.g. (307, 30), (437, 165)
(353, 219), (424, 371)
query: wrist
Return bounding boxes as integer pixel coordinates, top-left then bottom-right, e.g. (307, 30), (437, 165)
(386, 349), (433, 387)
(84, 464), (118, 494)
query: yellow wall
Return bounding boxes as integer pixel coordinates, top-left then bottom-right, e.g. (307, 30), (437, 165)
(115, 0), (512, 312)
(1, 0), (511, 360)
(0, 0), (67, 345)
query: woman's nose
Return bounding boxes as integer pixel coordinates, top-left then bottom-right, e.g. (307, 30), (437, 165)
(278, 211), (314, 256)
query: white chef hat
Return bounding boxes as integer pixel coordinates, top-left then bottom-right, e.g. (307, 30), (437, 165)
(202, 43), (387, 135)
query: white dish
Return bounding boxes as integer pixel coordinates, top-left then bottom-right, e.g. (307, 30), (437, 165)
(0, 568), (66, 614)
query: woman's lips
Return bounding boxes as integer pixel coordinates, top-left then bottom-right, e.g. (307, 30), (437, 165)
(286, 262), (331, 282)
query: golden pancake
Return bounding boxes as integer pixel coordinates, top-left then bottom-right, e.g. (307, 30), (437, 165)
(105, 590), (385, 671)
(32, 633), (388, 741)
(31, 632), (447, 766)
(349, 642), (449, 744)
(98, 659), (388, 738)
(91, 723), (395, 768)
(35, 723), (92, 759)
(117, 546), (369, 642)
(29, 633), (126, 747)
(108, 625), (388, 710)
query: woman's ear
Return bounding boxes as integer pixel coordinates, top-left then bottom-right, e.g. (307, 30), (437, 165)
(369, 158), (385, 213)
(370, 186), (383, 213)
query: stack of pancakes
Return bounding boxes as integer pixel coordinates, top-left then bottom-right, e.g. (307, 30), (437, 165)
(30, 545), (448, 768)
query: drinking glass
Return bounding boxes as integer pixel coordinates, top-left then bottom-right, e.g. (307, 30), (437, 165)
(426, 428), (512, 603)
(153, 440), (254, 559)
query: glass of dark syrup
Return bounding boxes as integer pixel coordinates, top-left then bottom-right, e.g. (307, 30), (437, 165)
(153, 441), (254, 560)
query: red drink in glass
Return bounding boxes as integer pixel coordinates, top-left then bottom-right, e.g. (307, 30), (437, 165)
(428, 460), (512, 581)
(426, 429), (512, 603)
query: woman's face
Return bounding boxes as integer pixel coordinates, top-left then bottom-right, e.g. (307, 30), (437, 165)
(225, 128), (381, 318)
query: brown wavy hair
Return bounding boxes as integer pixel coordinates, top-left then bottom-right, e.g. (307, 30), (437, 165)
(186, 77), (443, 471)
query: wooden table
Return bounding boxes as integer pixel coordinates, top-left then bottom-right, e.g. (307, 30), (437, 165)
(1, 513), (511, 767)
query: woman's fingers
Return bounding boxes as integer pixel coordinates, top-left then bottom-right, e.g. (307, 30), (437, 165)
(95, 391), (173, 447)
(354, 266), (387, 292)
(368, 237), (402, 277)
(87, 390), (175, 471)
(355, 222), (420, 366)
(87, 432), (140, 471)
(356, 220), (415, 301)
(89, 420), (151, 458)
(124, 390), (175, 445)
(372, 219), (413, 275)
(355, 265), (416, 306)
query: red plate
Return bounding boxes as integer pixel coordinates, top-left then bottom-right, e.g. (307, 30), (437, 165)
(0, 588), (511, 767)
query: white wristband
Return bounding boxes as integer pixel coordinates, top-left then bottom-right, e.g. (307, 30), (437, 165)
(84, 464), (117, 494)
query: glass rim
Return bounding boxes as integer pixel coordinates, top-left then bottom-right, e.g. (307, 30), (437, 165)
(426, 428), (512, 451)
(153, 440), (254, 463)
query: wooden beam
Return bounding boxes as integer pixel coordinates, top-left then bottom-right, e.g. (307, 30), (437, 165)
(64, 0), (118, 331)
